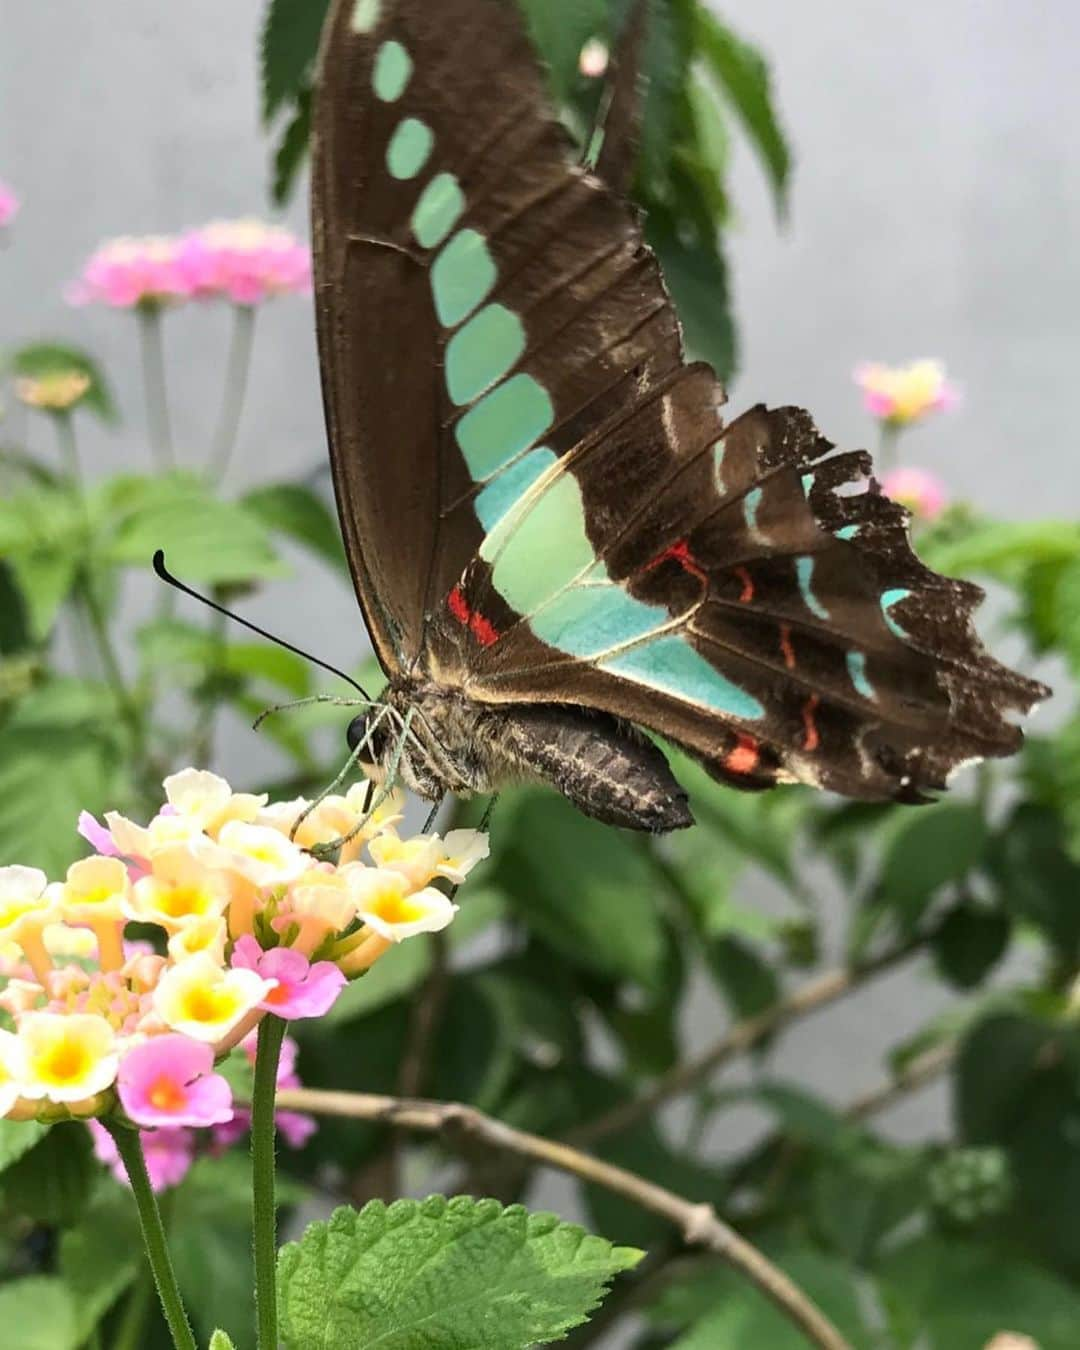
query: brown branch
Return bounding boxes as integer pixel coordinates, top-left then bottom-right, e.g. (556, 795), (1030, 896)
(845, 1041), (956, 1122)
(568, 937), (928, 1147)
(277, 1086), (854, 1350)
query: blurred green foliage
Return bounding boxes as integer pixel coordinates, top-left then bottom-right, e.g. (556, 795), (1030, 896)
(0, 2), (1077, 1346)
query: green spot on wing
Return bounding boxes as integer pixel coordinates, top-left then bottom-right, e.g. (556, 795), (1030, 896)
(386, 118), (433, 180)
(602, 637), (766, 719)
(373, 41), (413, 102)
(432, 230), (497, 328)
(881, 587), (912, 639)
(445, 305), (526, 407)
(484, 472), (595, 614)
(412, 173), (465, 250)
(532, 584), (665, 657)
(846, 650), (876, 700)
(350, 0), (381, 34)
(474, 448), (557, 533)
(796, 556), (830, 620)
(457, 374), (554, 480)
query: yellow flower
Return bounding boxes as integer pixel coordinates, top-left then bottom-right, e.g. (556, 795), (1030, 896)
(434, 830), (490, 886)
(19, 1013), (118, 1104)
(0, 1030), (26, 1118)
(127, 846), (231, 933)
(167, 916), (228, 965)
(163, 769), (266, 838)
(854, 359), (959, 427)
(0, 866), (61, 985)
(193, 821), (309, 890)
(258, 797), (356, 852)
(105, 808), (203, 860)
(153, 953), (273, 1043)
(348, 869), (458, 943)
(367, 834), (446, 890)
(15, 371), (91, 413)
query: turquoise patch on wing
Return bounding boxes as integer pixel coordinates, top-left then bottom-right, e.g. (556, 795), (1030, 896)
(601, 637), (766, 720)
(846, 651), (875, 700)
(445, 305), (526, 406)
(474, 449), (556, 533)
(386, 117), (433, 180)
(836, 524), (860, 541)
(456, 375), (554, 480)
(796, 556), (830, 620)
(432, 229), (498, 327)
(881, 588), (912, 639)
(744, 487), (764, 537)
(532, 585), (665, 658)
(373, 41), (413, 102)
(412, 173), (465, 250)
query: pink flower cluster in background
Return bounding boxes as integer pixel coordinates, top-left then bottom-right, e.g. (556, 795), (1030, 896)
(881, 466), (949, 521)
(854, 359), (960, 427)
(0, 180), (19, 229)
(68, 220), (311, 309)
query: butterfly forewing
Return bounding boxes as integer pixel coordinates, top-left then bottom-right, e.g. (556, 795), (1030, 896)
(313, 0), (1047, 807)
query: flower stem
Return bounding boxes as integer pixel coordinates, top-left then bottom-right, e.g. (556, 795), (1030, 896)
(252, 1014), (287, 1350)
(209, 305), (257, 483)
(137, 304), (175, 471)
(104, 1122), (196, 1350)
(877, 422), (900, 474)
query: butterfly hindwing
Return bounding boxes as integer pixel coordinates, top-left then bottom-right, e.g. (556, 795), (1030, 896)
(314, 0), (1047, 806)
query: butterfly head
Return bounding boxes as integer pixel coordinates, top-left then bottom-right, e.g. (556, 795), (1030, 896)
(346, 708), (390, 771)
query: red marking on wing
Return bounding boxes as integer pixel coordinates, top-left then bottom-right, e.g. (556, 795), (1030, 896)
(647, 538), (708, 586)
(724, 734), (760, 775)
(780, 623), (796, 670)
(448, 585), (470, 625)
(735, 566), (754, 603)
(801, 694), (821, 753)
(448, 585), (499, 647)
(470, 613), (500, 647)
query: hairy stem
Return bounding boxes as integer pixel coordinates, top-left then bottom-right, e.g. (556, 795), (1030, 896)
(209, 305), (257, 483)
(275, 1087), (853, 1350)
(105, 1123), (195, 1350)
(252, 1015), (287, 1350)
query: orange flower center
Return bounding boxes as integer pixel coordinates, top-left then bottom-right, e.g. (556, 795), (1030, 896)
(148, 1075), (188, 1113)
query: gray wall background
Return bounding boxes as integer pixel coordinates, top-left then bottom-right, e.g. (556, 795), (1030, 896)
(1, 0), (1077, 1306)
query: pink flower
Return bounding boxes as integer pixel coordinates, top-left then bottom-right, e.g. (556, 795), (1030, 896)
(117, 1034), (234, 1128)
(0, 181), (19, 230)
(231, 936), (345, 1021)
(88, 1119), (195, 1192)
(68, 235), (191, 309)
(881, 466), (949, 520)
(854, 360), (960, 427)
(177, 220), (311, 306)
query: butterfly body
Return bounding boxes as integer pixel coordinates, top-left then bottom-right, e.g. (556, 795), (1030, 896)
(351, 680), (692, 832)
(313, 0), (1047, 830)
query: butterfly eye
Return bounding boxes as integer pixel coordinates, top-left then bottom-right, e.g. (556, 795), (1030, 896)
(346, 714), (370, 755)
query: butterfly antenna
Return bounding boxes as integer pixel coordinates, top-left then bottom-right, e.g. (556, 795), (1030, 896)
(152, 550), (374, 701)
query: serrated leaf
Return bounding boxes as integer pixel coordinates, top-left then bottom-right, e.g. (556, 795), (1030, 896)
(261, 0), (329, 122)
(693, 9), (791, 217)
(242, 481), (348, 574)
(7, 342), (117, 422)
(0, 1277), (79, 1350)
(272, 90), (314, 206)
(278, 1196), (641, 1349)
(646, 201), (737, 380)
(209, 1334), (238, 1350)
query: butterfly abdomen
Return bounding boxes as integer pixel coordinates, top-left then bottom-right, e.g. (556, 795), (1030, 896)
(384, 682), (692, 832)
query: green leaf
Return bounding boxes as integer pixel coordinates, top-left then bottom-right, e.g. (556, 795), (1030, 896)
(272, 90), (313, 207)
(707, 935), (780, 1021)
(493, 790), (666, 989)
(58, 1183), (141, 1341)
(878, 1235), (1080, 1350)
(988, 803), (1080, 955)
(0, 1277), (79, 1350)
(242, 481), (348, 574)
(138, 618), (313, 698)
(0, 719), (125, 874)
(0, 562), (32, 654)
(261, 0), (329, 122)
(0, 1119), (49, 1174)
(811, 1142), (929, 1264)
(99, 473), (283, 584)
(932, 901), (1011, 990)
(209, 1334), (238, 1350)
(7, 549), (79, 640)
(875, 802), (987, 933)
(693, 10), (792, 217)
(8, 342), (117, 422)
(277, 1196), (641, 1349)
(921, 518), (1080, 586)
(646, 201), (736, 380)
(515, 0), (608, 103)
(0, 1122), (96, 1227)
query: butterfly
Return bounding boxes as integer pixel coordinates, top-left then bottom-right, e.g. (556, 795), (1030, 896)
(310, 0), (1047, 833)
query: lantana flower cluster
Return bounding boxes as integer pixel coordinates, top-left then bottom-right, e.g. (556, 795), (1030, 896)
(68, 220), (312, 309)
(854, 359), (960, 428)
(0, 769), (487, 1174)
